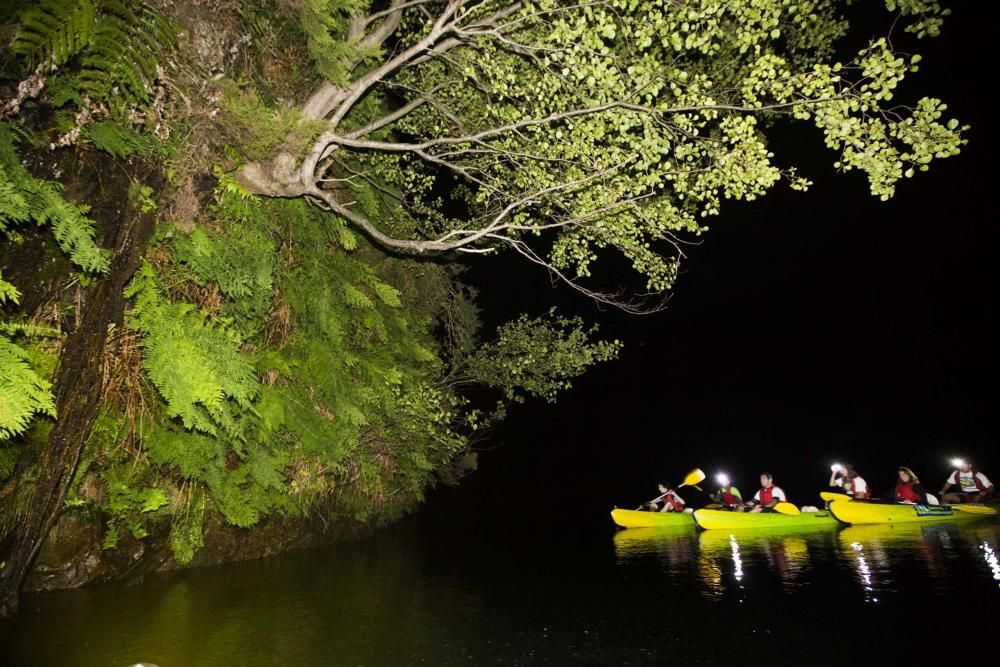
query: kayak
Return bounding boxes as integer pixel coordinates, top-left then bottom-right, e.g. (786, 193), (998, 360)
(694, 508), (838, 530)
(828, 500), (997, 525)
(611, 508), (694, 528)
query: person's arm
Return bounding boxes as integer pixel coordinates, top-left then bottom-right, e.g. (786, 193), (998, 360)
(978, 473), (994, 497)
(829, 471), (838, 488)
(939, 472), (956, 496)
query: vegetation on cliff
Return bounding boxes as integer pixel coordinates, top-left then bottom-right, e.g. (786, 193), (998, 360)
(0, 0), (966, 614)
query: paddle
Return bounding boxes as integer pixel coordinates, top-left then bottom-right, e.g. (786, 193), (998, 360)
(635, 468), (706, 510)
(773, 501), (801, 516)
(820, 491), (853, 503)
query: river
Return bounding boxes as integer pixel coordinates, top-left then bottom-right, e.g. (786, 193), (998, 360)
(2, 487), (998, 665)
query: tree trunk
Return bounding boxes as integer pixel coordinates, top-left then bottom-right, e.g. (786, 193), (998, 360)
(0, 172), (157, 617)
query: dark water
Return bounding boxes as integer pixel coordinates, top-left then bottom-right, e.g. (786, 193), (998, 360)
(2, 498), (999, 666)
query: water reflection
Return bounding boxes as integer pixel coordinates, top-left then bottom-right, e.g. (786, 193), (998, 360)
(982, 543), (1000, 584)
(696, 528), (824, 597)
(837, 523), (960, 594)
(846, 540), (877, 603)
(613, 522), (1000, 601)
(612, 526), (699, 589)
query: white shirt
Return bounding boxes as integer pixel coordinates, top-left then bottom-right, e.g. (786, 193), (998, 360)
(834, 476), (869, 495)
(947, 470), (993, 493)
(753, 486), (786, 502)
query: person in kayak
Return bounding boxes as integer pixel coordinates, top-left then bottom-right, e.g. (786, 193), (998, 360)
(710, 473), (744, 511)
(828, 463), (871, 499)
(749, 473), (786, 513)
(887, 467), (930, 504)
(646, 483), (686, 513)
(938, 459), (995, 504)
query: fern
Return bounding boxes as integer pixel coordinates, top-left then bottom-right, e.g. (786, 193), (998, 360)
(12, 0), (175, 117)
(82, 121), (156, 158)
(12, 0), (97, 69)
(0, 273), (21, 304)
(0, 334), (56, 441)
(0, 123), (109, 272)
(172, 216), (277, 333)
(168, 490), (205, 565)
(125, 262), (258, 438)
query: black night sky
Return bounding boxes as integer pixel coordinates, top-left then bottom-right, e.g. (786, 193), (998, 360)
(438, 3), (999, 515)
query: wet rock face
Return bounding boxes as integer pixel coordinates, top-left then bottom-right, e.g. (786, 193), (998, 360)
(23, 510), (386, 592)
(25, 514), (106, 591)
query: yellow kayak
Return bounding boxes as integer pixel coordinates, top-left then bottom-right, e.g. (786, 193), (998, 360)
(828, 500), (997, 525)
(694, 508), (838, 530)
(610, 508), (695, 528)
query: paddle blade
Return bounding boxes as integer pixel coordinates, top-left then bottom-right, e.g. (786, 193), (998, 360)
(682, 468), (706, 487)
(774, 502), (801, 516)
(820, 491), (852, 503)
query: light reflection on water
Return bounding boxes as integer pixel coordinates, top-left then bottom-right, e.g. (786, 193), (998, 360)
(613, 520), (1000, 601)
(2, 517), (998, 665)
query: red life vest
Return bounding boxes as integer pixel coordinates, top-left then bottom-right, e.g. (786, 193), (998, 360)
(665, 492), (685, 512)
(896, 482), (921, 503)
(721, 486), (740, 506)
(953, 468), (989, 493)
(759, 485), (782, 506)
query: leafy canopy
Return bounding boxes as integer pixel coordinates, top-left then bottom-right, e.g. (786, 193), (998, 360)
(253, 0), (966, 311)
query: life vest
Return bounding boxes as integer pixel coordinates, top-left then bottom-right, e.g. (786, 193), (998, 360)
(896, 482), (921, 503)
(759, 485), (782, 506)
(721, 486), (740, 506)
(665, 491), (685, 512)
(844, 477), (871, 500)
(953, 468), (989, 493)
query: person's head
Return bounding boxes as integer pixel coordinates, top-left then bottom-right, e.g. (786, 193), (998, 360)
(898, 467), (920, 484)
(844, 464), (858, 480)
(760, 472), (773, 488)
(658, 483), (671, 494)
(958, 461), (972, 472)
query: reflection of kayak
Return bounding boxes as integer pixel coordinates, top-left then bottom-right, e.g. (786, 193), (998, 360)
(697, 522), (831, 553)
(838, 522), (955, 545)
(829, 500), (997, 525)
(613, 526), (696, 557)
(611, 508), (694, 528)
(694, 508), (838, 530)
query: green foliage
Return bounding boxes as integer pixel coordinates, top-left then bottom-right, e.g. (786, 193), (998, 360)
(168, 491), (205, 565)
(12, 0), (175, 119)
(296, 0), (379, 87)
(125, 262), (258, 438)
(467, 310), (621, 403)
(0, 122), (108, 273)
(0, 335), (56, 441)
(82, 121), (157, 158)
(174, 197), (277, 333)
(216, 81), (326, 161)
(329, 0), (969, 301)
